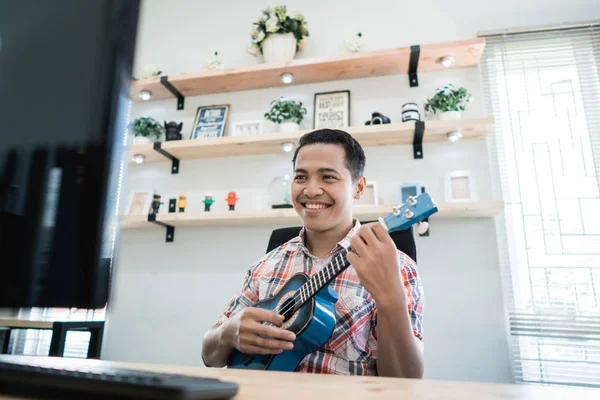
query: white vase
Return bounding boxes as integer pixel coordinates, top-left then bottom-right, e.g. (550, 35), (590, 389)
(262, 33), (297, 64)
(279, 121), (300, 133)
(439, 111), (462, 121)
(133, 136), (152, 145)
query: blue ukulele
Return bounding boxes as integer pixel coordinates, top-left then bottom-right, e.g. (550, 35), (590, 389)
(228, 193), (438, 371)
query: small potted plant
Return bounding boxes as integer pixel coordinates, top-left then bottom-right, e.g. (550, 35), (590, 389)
(247, 6), (309, 64)
(424, 84), (473, 120)
(131, 116), (165, 144)
(264, 98), (307, 133)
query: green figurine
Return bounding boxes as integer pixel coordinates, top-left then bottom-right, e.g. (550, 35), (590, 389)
(203, 192), (215, 212)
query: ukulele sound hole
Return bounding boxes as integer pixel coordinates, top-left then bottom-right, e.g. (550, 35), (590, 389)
(280, 297), (296, 323)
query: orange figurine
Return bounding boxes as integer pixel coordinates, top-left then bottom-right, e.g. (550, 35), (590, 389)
(178, 194), (187, 212)
(225, 191), (239, 211)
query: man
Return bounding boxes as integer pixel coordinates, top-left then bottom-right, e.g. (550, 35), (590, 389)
(202, 129), (424, 377)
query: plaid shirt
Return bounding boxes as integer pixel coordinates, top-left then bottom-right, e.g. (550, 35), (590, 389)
(216, 220), (424, 376)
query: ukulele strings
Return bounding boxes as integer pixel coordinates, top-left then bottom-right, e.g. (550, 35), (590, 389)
(272, 249), (351, 319)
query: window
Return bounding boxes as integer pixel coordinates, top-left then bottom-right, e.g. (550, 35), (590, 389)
(481, 23), (600, 387)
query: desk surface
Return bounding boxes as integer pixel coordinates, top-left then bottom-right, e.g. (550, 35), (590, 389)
(0, 355), (598, 400)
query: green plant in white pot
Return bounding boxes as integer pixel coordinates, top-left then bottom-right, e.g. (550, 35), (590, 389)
(424, 84), (473, 120)
(131, 116), (164, 144)
(264, 98), (307, 133)
(247, 6), (309, 64)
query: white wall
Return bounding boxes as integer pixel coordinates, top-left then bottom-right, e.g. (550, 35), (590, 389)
(101, 0), (599, 383)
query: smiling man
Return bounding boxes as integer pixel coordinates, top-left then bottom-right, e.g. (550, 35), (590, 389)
(201, 129), (424, 377)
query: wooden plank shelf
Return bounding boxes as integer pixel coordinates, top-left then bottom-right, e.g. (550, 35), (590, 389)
(127, 117), (494, 164)
(120, 201), (504, 229)
(131, 38), (486, 102)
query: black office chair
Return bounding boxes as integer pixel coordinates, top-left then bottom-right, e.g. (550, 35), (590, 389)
(266, 221), (417, 262)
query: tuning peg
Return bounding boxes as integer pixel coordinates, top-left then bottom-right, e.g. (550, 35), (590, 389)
(407, 196), (417, 205)
(393, 206), (401, 216)
(417, 221), (429, 235)
(404, 209), (415, 219)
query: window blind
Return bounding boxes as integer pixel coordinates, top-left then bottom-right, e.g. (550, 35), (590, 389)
(480, 23), (600, 387)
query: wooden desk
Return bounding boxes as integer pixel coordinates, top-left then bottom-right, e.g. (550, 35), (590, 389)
(0, 355), (598, 399)
(0, 319), (104, 358)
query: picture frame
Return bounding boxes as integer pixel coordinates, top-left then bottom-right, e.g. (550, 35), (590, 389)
(231, 120), (263, 137)
(313, 90), (350, 130)
(444, 171), (477, 202)
(125, 190), (154, 215)
(190, 104), (230, 139)
(355, 181), (379, 206)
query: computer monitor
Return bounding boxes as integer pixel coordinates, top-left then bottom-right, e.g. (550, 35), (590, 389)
(0, 0), (140, 308)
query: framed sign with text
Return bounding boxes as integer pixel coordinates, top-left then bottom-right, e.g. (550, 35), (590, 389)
(313, 90), (350, 129)
(191, 104), (230, 139)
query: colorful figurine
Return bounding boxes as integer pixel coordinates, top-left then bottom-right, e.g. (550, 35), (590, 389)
(178, 194), (187, 212)
(149, 194), (163, 214)
(225, 192), (239, 211)
(203, 192), (215, 212)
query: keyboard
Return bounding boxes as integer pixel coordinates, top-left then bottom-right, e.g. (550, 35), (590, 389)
(0, 360), (239, 399)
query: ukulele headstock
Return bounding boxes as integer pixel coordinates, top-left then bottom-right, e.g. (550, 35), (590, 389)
(379, 193), (438, 233)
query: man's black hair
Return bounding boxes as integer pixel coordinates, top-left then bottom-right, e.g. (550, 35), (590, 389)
(291, 129), (366, 181)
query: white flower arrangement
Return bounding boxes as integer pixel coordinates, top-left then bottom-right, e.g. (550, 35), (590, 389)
(343, 32), (365, 53)
(247, 5), (309, 57)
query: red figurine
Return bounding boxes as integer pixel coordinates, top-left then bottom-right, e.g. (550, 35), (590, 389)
(225, 192), (239, 211)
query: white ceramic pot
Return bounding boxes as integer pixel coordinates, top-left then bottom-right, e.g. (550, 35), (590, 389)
(439, 111), (462, 121)
(279, 121), (300, 133)
(133, 136), (152, 145)
(262, 33), (297, 64)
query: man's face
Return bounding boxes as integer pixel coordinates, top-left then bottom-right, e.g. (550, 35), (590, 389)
(292, 143), (364, 233)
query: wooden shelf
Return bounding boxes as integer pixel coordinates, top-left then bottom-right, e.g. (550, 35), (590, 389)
(127, 117), (494, 163)
(120, 201), (504, 229)
(131, 38), (486, 102)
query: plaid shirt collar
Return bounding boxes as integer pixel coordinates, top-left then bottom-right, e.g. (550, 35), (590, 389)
(296, 219), (361, 259)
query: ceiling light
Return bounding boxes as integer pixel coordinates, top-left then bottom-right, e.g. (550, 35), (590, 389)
(280, 73), (294, 84)
(132, 154), (146, 164)
(138, 90), (153, 101)
(439, 56), (455, 68)
(447, 130), (463, 142)
(281, 142), (294, 153)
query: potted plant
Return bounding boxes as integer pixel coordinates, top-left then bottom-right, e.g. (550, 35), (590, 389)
(247, 6), (309, 64)
(424, 84), (473, 120)
(264, 98), (307, 132)
(131, 116), (165, 144)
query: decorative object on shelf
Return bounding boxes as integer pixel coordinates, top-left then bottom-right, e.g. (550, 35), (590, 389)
(226, 192), (240, 211)
(203, 193), (215, 212)
(126, 190), (153, 215)
(314, 90), (350, 129)
(204, 51), (224, 70)
(364, 112), (390, 125)
(401, 103), (421, 122)
(231, 120), (263, 137)
(134, 64), (162, 80)
(178, 194), (187, 212)
(424, 84), (473, 120)
(268, 175), (293, 209)
(342, 32), (365, 53)
(131, 116), (165, 144)
(444, 170), (477, 202)
(168, 198), (177, 213)
(264, 97), (307, 133)
(399, 183), (423, 204)
(149, 193), (164, 214)
(354, 181), (379, 206)
(164, 121), (183, 141)
(247, 6), (309, 64)
(191, 104), (230, 139)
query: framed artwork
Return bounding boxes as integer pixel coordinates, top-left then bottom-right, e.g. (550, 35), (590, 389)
(313, 90), (350, 129)
(355, 181), (379, 206)
(191, 104), (230, 139)
(125, 190), (153, 215)
(444, 171), (477, 202)
(231, 120), (263, 137)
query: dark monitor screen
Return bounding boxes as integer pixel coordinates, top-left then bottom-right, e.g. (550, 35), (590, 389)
(0, 0), (139, 308)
